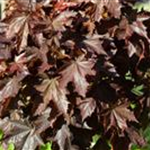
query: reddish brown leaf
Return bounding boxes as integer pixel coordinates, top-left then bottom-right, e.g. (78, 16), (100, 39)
(35, 78), (69, 117)
(9, 53), (28, 73)
(54, 125), (71, 150)
(0, 62), (7, 74)
(131, 20), (150, 42)
(0, 1), (149, 149)
(125, 127), (146, 147)
(52, 10), (77, 31)
(54, 0), (77, 12)
(0, 76), (20, 102)
(77, 97), (96, 121)
(0, 109), (51, 150)
(54, 124), (79, 150)
(94, 0), (121, 21)
(127, 42), (137, 57)
(6, 14), (29, 52)
(25, 44), (51, 73)
(114, 17), (133, 40)
(84, 35), (107, 55)
(110, 103), (138, 130)
(59, 56), (95, 97)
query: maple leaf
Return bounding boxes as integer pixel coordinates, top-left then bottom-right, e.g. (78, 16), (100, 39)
(109, 103), (138, 130)
(0, 76), (20, 103)
(0, 62), (7, 74)
(59, 56), (95, 97)
(4, 0), (46, 52)
(127, 42), (137, 57)
(35, 78), (69, 117)
(54, 125), (71, 150)
(83, 35), (107, 55)
(25, 45), (51, 73)
(0, 109), (51, 150)
(1, 0), (150, 149)
(9, 53), (29, 73)
(94, 0), (121, 21)
(7, 53), (30, 81)
(114, 17), (133, 40)
(131, 20), (150, 42)
(54, 124), (78, 150)
(52, 10), (77, 31)
(5, 0), (37, 16)
(76, 97), (96, 121)
(54, 0), (77, 12)
(5, 14), (29, 52)
(125, 126), (146, 147)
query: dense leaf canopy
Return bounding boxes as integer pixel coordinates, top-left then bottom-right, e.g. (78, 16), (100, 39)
(0, 0), (150, 150)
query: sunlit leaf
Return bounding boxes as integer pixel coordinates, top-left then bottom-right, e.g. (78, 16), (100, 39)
(0, 109), (51, 150)
(52, 11), (77, 31)
(60, 56), (95, 97)
(84, 35), (107, 55)
(5, 14), (29, 52)
(7, 143), (15, 150)
(94, 0), (121, 21)
(0, 145), (3, 150)
(39, 142), (52, 150)
(35, 78), (69, 117)
(54, 125), (78, 150)
(77, 97), (96, 121)
(110, 103), (138, 130)
(131, 85), (144, 96)
(0, 129), (3, 140)
(130, 103), (137, 110)
(90, 134), (101, 148)
(125, 71), (134, 81)
(0, 76), (20, 102)
(0, 0), (149, 150)
(133, 2), (150, 12)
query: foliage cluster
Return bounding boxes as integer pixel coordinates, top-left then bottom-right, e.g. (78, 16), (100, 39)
(0, 0), (150, 150)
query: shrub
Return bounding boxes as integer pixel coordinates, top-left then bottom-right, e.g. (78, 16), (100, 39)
(0, 0), (150, 149)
